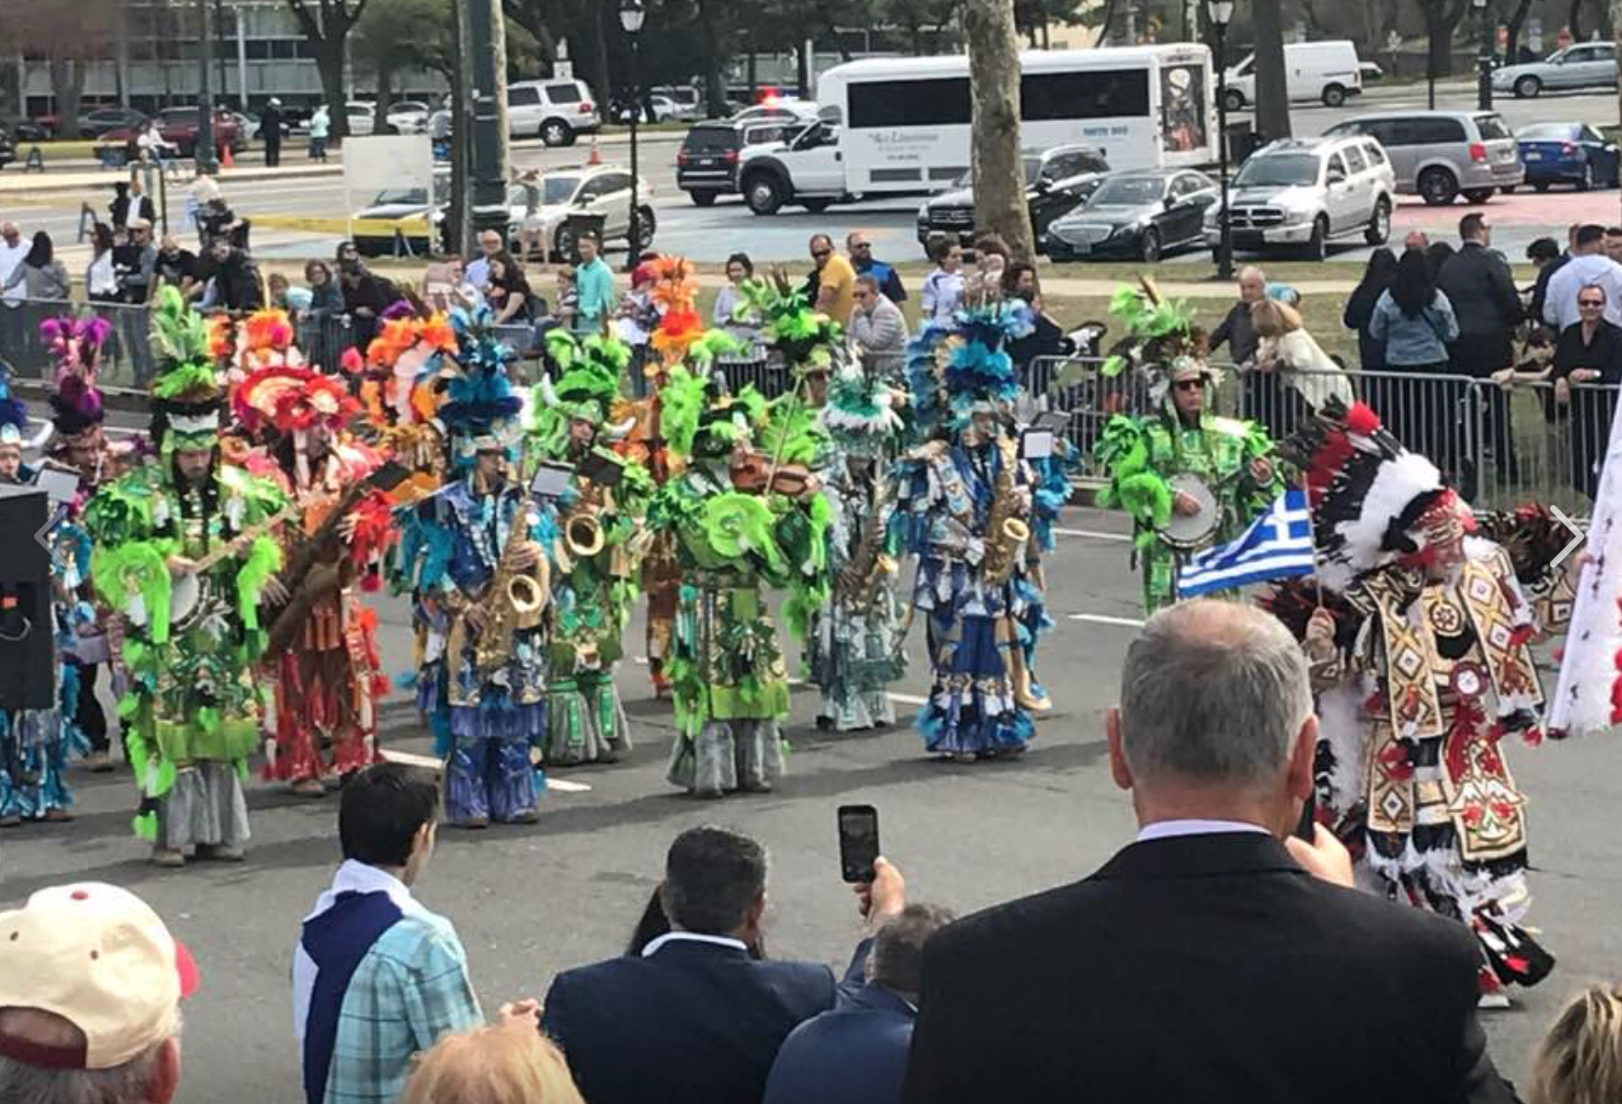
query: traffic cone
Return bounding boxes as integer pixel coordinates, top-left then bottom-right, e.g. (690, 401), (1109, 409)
(221, 142), (234, 169)
(588, 136), (602, 166)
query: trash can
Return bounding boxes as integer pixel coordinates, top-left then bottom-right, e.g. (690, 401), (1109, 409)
(1223, 119), (1261, 164)
(557, 212), (608, 264)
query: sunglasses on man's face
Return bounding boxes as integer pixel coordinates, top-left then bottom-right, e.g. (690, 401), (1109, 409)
(1173, 379), (1203, 392)
(811, 249), (831, 259)
(1580, 299), (1606, 308)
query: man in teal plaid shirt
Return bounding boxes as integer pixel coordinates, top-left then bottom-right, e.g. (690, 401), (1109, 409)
(293, 764), (537, 1104)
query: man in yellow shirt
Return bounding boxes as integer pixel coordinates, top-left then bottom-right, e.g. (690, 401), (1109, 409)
(810, 233), (857, 326)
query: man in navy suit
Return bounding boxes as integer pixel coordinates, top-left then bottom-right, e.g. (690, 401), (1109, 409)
(763, 900), (954, 1104)
(541, 825), (907, 1104)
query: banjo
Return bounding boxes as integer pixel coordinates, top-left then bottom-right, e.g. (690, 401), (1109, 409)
(127, 491), (315, 633)
(1155, 472), (1221, 553)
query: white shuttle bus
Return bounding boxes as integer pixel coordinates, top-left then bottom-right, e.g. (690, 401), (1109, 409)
(740, 45), (1216, 214)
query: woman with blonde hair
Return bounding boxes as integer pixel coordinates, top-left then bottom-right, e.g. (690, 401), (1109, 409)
(1247, 295), (1353, 437)
(400, 1020), (586, 1104)
(1528, 982), (1622, 1104)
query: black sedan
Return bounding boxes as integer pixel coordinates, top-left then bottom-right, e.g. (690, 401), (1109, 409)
(915, 145), (1109, 253)
(1045, 169), (1218, 263)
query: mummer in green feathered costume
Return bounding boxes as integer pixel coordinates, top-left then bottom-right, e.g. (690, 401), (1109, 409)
(1093, 280), (1282, 612)
(81, 286), (288, 866)
(526, 330), (655, 765)
(646, 363), (831, 798)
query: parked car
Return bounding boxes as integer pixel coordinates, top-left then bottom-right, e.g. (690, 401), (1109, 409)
(1204, 135), (1394, 260)
(4, 118), (49, 142)
(345, 101), (377, 137)
(1322, 110), (1522, 205)
(676, 118), (813, 206)
(610, 94), (682, 124)
(98, 108), (245, 158)
(1493, 41), (1619, 99)
(1514, 121), (1620, 190)
(1046, 169), (1218, 263)
(386, 100), (431, 134)
(1224, 39), (1364, 109)
(351, 176), (451, 256)
(507, 79), (601, 146)
(919, 145), (1110, 252)
(1359, 60), (1385, 83)
(512, 164), (656, 258)
(0, 127), (15, 170)
(729, 100), (819, 125)
(652, 85), (705, 121)
(77, 107), (148, 138)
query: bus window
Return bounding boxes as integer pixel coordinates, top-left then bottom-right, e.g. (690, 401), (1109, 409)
(1022, 69), (1150, 120)
(848, 78), (972, 128)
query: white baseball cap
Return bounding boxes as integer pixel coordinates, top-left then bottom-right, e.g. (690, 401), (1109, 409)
(0, 883), (199, 1070)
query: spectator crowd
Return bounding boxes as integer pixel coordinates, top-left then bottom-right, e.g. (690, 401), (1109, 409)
(3, 602), (1618, 1104)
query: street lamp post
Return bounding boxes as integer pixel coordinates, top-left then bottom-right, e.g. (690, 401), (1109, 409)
(196, 0), (218, 175)
(1475, 0), (1494, 110)
(621, 0), (646, 273)
(1207, 0), (1234, 279)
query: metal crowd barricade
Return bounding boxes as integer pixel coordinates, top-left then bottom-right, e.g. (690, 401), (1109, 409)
(0, 298), (158, 390)
(1478, 378), (1620, 519)
(1024, 354), (1157, 480)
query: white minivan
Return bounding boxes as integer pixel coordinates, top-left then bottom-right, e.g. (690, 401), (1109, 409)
(1224, 40), (1363, 109)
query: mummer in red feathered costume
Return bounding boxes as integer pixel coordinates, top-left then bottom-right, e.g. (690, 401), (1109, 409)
(1263, 397), (1558, 1009)
(233, 359), (398, 796)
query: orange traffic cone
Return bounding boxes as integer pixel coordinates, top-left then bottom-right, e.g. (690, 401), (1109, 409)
(221, 142), (234, 169)
(588, 136), (602, 166)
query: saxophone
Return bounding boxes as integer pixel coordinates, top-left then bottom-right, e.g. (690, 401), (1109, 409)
(978, 439), (1030, 588)
(838, 474), (895, 613)
(473, 498), (549, 677)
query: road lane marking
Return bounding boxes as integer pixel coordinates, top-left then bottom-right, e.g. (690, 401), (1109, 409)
(1052, 527), (1131, 542)
(1067, 613), (1145, 628)
(886, 692), (928, 706)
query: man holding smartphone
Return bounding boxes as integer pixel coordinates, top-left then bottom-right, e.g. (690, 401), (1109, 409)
(542, 826), (907, 1104)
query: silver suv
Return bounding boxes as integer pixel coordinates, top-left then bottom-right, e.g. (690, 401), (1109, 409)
(1323, 111), (1523, 205)
(1205, 136), (1396, 260)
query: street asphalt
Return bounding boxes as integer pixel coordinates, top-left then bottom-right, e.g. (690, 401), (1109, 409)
(1, 504), (1617, 1103)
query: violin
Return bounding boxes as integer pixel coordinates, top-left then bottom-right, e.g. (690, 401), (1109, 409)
(729, 451), (813, 497)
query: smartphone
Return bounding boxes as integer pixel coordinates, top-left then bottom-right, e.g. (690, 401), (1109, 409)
(1295, 792), (1318, 842)
(837, 804), (881, 884)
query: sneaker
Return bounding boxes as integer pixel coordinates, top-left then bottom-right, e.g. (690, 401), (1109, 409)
(0, 814), (21, 829)
(692, 786), (725, 800)
(150, 846), (186, 868)
(42, 807), (71, 823)
(741, 779), (774, 794)
(505, 808), (540, 825)
(290, 777), (326, 798)
(1477, 992), (1512, 1010)
(453, 815), (490, 830)
(85, 750), (115, 773)
(196, 843), (245, 863)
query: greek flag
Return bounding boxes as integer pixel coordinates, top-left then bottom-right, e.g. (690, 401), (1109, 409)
(1176, 488), (1315, 598)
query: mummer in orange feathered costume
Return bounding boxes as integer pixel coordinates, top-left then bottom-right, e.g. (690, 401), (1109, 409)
(233, 357), (399, 796)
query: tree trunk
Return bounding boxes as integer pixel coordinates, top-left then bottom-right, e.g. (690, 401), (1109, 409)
(315, 40), (350, 138)
(1252, 0), (1291, 141)
(374, 62), (395, 132)
(448, 12), (469, 255)
(963, 0), (1035, 262)
(1427, 3), (1456, 78)
(589, 2), (611, 106)
(1506, 0), (1535, 61)
(49, 59), (85, 139)
(696, 0), (729, 118)
(1570, 0), (1586, 37)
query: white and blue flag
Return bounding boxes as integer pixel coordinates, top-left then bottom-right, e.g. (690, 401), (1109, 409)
(1176, 488), (1315, 598)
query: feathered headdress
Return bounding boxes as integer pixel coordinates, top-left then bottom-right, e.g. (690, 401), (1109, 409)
(233, 365), (360, 438)
(738, 271), (843, 377)
(905, 298), (1032, 440)
(149, 286), (226, 452)
(660, 363), (768, 463)
(526, 330), (633, 460)
(43, 315), (110, 445)
(1280, 396), (1466, 592)
(359, 308), (456, 430)
(440, 308), (523, 462)
(1099, 277), (1212, 406)
(820, 362), (903, 457)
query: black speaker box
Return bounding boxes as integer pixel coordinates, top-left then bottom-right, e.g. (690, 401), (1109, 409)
(0, 486), (54, 712)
